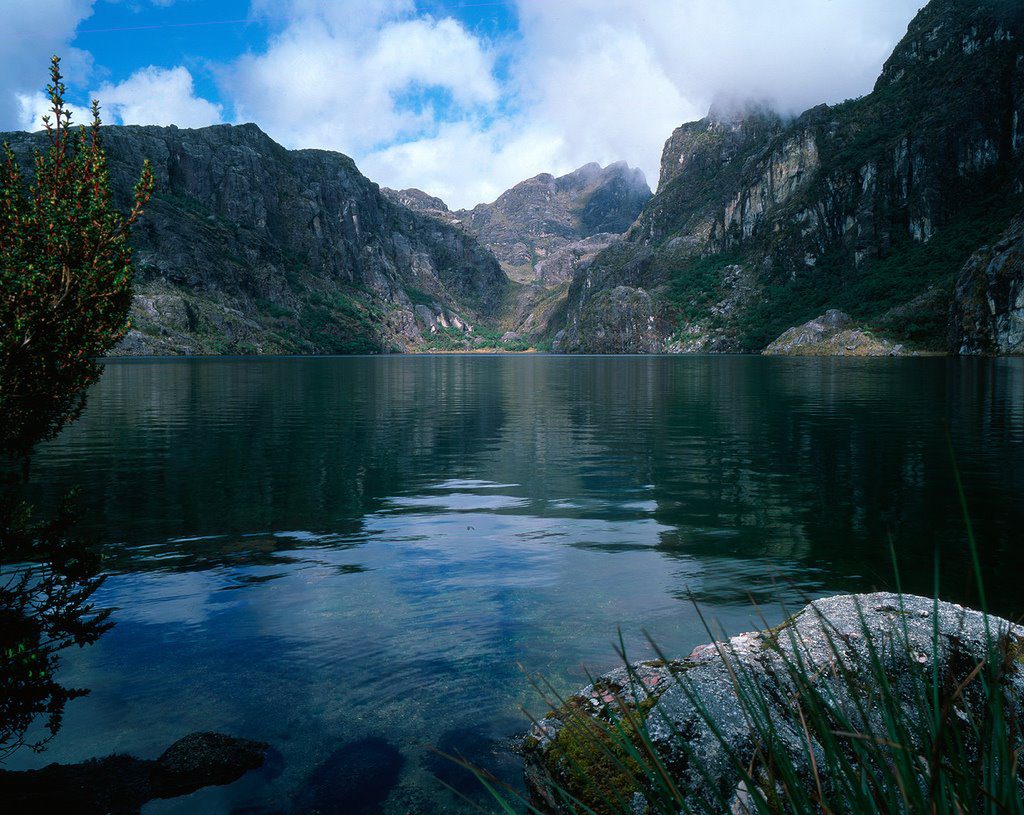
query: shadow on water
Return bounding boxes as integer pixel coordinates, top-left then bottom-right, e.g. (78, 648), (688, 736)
(423, 724), (525, 799)
(295, 738), (404, 815)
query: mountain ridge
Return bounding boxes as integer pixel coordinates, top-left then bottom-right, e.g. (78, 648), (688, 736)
(555, 0), (1024, 355)
(3, 122), (510, 354)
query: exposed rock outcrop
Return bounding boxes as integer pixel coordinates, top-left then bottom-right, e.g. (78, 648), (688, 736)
(453, 162), (651, 284)
(380, 186), (460, 226)
(2, 124), (508, 355)
(558, 0), (1024, 355)
(950, 214), (1024, 354)
(764, 310), (909, 356)
(523, 593), (1024, 814)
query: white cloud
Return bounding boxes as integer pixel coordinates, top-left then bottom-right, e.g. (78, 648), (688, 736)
(2, 0), (931, 208)
(505, 0), (927, 201)
(223, 4), (498, 168)
(361, 118), (566, 209)
(92, 66), (223, 128)
(0, 0), (96, 130)
(15, 91), (85, 132)
(218, 0), (925, 208)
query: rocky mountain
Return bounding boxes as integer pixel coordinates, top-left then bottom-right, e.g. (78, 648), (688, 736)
(557, 0), (1024, 355)
(384, 162), (652, 345)
(763, 310), (909, 356)
(450, 162), (651, 284)
(3, 123), (508, 354)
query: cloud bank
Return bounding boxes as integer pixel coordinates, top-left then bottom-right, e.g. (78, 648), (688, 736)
(1, 0), (927, 208)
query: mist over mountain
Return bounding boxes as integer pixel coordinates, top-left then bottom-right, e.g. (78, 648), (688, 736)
(556, 0), (1024, 356)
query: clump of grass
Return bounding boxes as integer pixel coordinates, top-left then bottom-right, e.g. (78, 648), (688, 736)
(459, 443), (1023, 815)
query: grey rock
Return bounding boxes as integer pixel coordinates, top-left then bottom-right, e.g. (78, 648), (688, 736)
(294, 737), (404, 815)
(380, 186), (459, 227)
(950, 214), (1024, 355)
(534, 232), (621, 286)
(763, 310), (909, 356)
(152, 731), (269, 797)
(559, 286), (667, 354)
(0, 731), (269, 814)
(523, 593), (1024, 814)
(454, 162), (650, 284)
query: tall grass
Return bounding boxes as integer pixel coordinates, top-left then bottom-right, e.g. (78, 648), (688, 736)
(455, 446), (1023, 815)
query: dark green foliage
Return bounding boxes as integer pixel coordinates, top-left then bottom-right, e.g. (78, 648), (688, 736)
(0, 57), (152, 760)
(417, 325), (532, 352)
(661, 251), (745, 325)
(0, 489), (111, 760)
(404, 285), (440, 307)
(419, 326), (474, 352)
(736, 192), (1023, 350)
(300, 289), (384, 354)
(0, 57), (153, 459)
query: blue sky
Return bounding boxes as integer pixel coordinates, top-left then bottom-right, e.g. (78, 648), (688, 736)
(2, 0), (926, 208)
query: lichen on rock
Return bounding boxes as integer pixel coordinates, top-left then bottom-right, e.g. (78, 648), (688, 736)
(522, 593), (1024, 814)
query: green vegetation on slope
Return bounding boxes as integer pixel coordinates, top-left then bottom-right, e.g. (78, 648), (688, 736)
(736, 191), (1024, 350)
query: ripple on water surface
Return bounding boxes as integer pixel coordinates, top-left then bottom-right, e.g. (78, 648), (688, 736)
(13, 354), (1024, 814)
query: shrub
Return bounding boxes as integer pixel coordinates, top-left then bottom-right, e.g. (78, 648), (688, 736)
(0, 56), (152, 759)
(0, 56), (153, 460)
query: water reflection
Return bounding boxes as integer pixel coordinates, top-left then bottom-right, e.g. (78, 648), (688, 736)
(11, 355), (1023, 814)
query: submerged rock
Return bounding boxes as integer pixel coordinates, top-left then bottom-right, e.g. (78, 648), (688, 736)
(763, 310), (908, 356)
(0, 731), (268, 814)
(522, 593), (1024, 814)
(151, 731), (269, 797)
(295, 737), (404, 815)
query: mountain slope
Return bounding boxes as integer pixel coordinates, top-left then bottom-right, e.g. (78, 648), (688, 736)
(385, 163), (652, 345)
(3, 123), (509, 355)
(557, 0), (1024, 354)
(429, 162), (651, 284)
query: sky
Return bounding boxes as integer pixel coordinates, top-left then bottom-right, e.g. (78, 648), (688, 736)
(1, 0), (926, 209)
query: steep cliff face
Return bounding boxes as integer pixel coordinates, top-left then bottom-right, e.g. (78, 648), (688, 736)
(3, 123), (508, 355)
(559, 0), (1024, 354)
(950, 215), (1024, 354)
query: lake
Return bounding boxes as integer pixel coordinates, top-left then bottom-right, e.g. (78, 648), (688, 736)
(12, 354), (1024, 813)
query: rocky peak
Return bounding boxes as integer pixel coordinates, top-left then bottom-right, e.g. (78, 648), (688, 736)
(379, 186), (459, 227)
(453, 162), (651, 282)
(658, 100), (785, 192)
(876, 0), (1023, 90)
(380, 187), (451, 214)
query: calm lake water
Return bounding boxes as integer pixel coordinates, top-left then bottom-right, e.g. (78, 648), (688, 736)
(13, 355), (1024, 813)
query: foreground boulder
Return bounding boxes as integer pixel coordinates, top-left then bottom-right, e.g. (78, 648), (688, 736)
(763, 311), (908, 356)
(523, 593), (1024, 814)
(0, 731), (268, 813)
